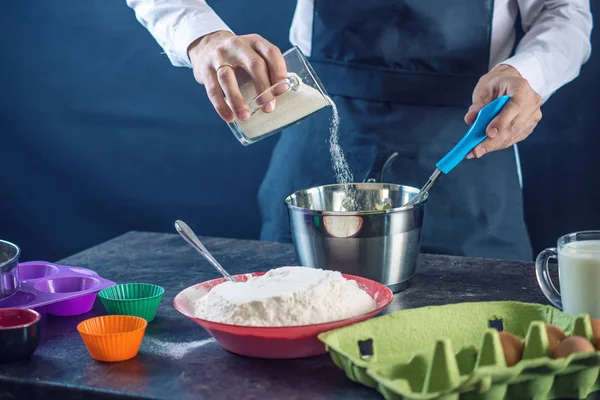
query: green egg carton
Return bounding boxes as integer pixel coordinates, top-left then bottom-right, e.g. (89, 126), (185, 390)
(318, 301), (600, 399)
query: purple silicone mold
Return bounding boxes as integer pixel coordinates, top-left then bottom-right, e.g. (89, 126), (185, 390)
(0, 262), (115, 316)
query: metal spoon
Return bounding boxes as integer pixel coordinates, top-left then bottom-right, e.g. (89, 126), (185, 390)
(174, 219), (236, 282)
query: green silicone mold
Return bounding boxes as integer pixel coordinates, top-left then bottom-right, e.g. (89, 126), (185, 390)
(98, 283), (164, 322)
(318, 301), (600, 399)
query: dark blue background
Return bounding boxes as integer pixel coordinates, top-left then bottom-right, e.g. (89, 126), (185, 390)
(0, 1), (598, 262)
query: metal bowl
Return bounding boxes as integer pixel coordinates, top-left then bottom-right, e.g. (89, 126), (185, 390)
(0, 240), (21, 301)
(285, 182), (427, 292)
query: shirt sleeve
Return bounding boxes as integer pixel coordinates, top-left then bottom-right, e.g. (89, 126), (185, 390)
(125, 0), (233, 68)
(498, 0), (593, 102)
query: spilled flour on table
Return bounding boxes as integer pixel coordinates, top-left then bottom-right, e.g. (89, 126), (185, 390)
(144, 337), (216, 360)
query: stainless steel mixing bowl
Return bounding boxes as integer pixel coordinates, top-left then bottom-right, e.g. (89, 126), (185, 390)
(285, 183), (426, 292)
(0, 240), (21, 300)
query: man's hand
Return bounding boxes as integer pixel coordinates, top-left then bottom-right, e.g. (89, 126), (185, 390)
(464, 64), (543, 159)
(187, 31), (287, 123)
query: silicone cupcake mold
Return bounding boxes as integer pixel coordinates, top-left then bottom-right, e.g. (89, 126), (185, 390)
(77, 315), (147, 362)
(99, 283), (164, 322)
(0, 262), (115, 316)
(318, 301), (600, 399)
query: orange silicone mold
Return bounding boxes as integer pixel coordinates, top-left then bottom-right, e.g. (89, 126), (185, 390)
(77, 315), (147, 362)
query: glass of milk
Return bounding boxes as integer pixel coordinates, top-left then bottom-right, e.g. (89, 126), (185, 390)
(226, 46), (332, 146)
(535, 231), (600, 318)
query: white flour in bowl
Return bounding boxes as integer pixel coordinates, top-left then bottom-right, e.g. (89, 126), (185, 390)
(187, 267), (377, 327)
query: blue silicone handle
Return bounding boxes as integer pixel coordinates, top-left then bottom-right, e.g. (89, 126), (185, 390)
(435, 95), (510, 174)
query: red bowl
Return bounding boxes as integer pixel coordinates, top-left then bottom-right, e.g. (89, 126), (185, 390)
(0, 308), (42, 363)
(173, 272), (393, 359)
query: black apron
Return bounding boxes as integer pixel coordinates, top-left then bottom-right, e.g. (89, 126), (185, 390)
(258, 0), (533, 261)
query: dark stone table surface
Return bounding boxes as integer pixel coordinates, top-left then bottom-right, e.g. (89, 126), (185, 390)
(0, 231), (592, 399)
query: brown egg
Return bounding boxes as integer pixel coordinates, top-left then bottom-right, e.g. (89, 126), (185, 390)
(498, 331), (523, 366)
(589, 318), (600, 348)
(545, 324), (567, 353)
(552, 336), (595, 359)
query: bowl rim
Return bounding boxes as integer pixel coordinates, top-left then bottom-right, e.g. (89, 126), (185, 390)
(173, 271), (394, 330)
(283, 182), (428, 216)
(0, 308), (41, 330)
(0, 239), (20, 272)
(77, 315), (148, 337)
(98, 283), (165, 302)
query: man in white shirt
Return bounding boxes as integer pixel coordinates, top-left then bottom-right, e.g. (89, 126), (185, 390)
(126, 0), (592, 261)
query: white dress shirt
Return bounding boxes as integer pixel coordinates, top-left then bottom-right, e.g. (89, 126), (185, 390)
(126, 0), (593, 101)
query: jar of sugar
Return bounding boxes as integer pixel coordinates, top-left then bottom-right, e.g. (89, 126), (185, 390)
(226, 46), (332, 146)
